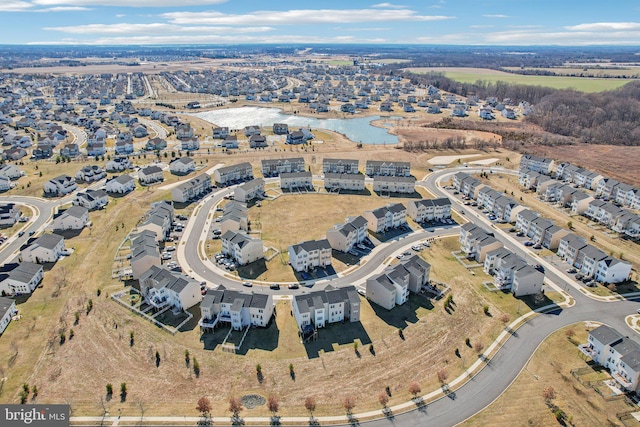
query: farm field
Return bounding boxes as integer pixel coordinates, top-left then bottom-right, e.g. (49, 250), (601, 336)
(405, 67), (633, 92)
(503, 66), (640, 78)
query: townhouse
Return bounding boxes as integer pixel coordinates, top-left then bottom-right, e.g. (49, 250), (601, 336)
(459, 223), (503, 262)
(323, 172), (365, 191)
(527, 217), (554, 245)
(326, 215), (369, 253)
(0, 262), (44, 296)
(261, 158), (305, 177)
(44, 174), (77, 196)
(596, 178), (620, 199)
(541, 225), (571, 250)
(136, 201), (174, 242)
(365, 160), (411, 177)
(200, 286), (274, 331)
(288, 239), (332, 272)
(171, 173), (212, 203)
(556, 163), (579, 182)
(292, 285), (360, 333)
(570, 190), (594, 214)
(139, 265), (202, 312)
(557, 234), (588, 266)
(129, 230), (160, 280)
(366, 255), (431, 310)
(515, 209), (539, 236)
(372, 175), (416, 194)
(493, 196), (523, 223)
(520, 155), (554, 175)
(214, 162), (253, 186)
(219, 201), (248, 234)
(581, 326), (640, 392)
(20, 233), (65, 264)
(280, 171), (313, 191)
(221, 230), (264, 266)
(322, 158), (359, 174)
(407, 198), (452, 223)
(536, 176), (558, 198)
(483, 248), (544, 296)
(234, 178), (264, 203)
(363, 203), (407, 233)
(518, 169), (541, 190)
(575, 245), (608, 279)
(573, 169), (603, 190)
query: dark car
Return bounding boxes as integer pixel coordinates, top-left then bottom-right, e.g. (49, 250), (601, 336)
(288, 283), (299, 290)
(269, 283), (280, 290)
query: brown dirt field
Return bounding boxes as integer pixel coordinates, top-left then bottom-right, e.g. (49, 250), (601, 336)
(465, 325), (636, 426)
(523, 144), (640, 188)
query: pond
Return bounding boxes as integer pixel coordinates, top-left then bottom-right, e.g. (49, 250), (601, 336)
(190, 106), (400, 145)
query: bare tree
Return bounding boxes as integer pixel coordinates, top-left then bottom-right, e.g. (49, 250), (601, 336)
(499, 314), (510, 324)
(437, 368), (449, 384)
(196, 396), (212, 425)
(304, 396), (316, 418)
(474, 341), (485, 354)
(267, 395), (280, 417)
(542, 386), (556, 405)
(343, 396), (356, 415)
(408, 381), (421, 398)
(228, 396), (243, 419)
(378, 391), (389, 408)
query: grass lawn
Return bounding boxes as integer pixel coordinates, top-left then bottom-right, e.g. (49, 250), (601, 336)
(464, 325), (636, 426)
(406, 67), (632, 92)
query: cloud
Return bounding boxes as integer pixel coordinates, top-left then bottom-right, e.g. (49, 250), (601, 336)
(163, 9), (454, 25)
(44, 23), (274, 35)
(32, 0), (227, 6)
(29, 33), (388, 45)
(332, 26), (391, 32)
(470, 25), (494, 29)
(371, 3), (406, 8)
(482, 14), (509, 18)
(484, 29), (640, 45)
(0, 1), (88, 12)
(565, 22), (640, 31)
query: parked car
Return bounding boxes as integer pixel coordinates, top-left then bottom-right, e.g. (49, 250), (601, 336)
(524, 241), (534, 247)
(288, 283), (299, 289)
(269, 283), (280, 290)
(242, 281), (252, 287)
(165, 245), (176, 251)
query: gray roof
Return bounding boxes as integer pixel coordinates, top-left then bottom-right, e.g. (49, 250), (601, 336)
(32, 233), (64, 250)
(0, 296), (15, 319)
(518, 209), (540, 222)
(6, 262), (42, 284)
(590, 325), (623, 346)
(291, 239), (331, 254)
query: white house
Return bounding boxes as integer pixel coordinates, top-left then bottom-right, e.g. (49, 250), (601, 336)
(520, 155), (554, 175)
(200, 286), (274, 331)
(129, 230), (160, 280)
(138, 165), (164, 185)
(105, 156), (133, 172)
(75, 165), (106, 183)
(221, 230), (264, 265)
(105, 174), (135, 194)
(0, 203), (21, 226)
(365, 160), (411, 177)
(459, 223), (503, 262)
(0, 297), (17, 334)
(289, 239), (332, 272)
(261, 158), (305, 177)
(44, 175), (77, 196)
(323, 158), (359, 174)
(372, 175), (416, 194)
(595, 257), (632, 284)
(49, 205), (89, 231)
(169, 157), (195, 175)
(136, 201), (174, 243)
(20, 233), (65, 264)
(0, 164), (22, 180)
(292, 285), (360, 332)
(139, 265), (202, 312)
(0, 262), (44, 296)
(73, 189), (108, 210)
(580, 326), (640, 392)
(326, 215), (369, 253)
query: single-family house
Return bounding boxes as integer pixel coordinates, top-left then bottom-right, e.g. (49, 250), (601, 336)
(138, 165), (164, 185)
(105, 156), (133, 172)
(48, 205), (89, 231)
(105, 174), (135, 194)
(169, 157), (195, 175)
(0, 262), (44, 296)
(44, 175), (77, 196)
(75, 165), (106, 183)
(20, 233), (65, 264)
(0, 203), (21, 226)
(0, 297), (17, 334)
(73, 189), (108, 210)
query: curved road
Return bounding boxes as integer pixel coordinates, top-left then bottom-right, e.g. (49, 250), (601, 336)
(173, 167), (640, 427)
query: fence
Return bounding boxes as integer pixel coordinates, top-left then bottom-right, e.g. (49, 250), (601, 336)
(111, 291), (179, 335)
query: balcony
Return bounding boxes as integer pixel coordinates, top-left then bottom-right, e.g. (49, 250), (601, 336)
(578, 344), (597, 360)
(148, 295), (170, 310)
(611, 371), (633, 390)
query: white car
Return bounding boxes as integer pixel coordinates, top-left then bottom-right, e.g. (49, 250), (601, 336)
(161, 252), (172, 260)
(165, 245), (176, 251)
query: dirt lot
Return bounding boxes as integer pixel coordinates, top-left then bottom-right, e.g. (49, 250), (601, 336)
(465, 325), (637, 426)
(522, 144), (640, 188)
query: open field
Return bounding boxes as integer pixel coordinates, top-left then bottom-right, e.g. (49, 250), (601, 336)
(503, 66), (640, 78)
(465, 325), (637, 426)
(405, 67), (633, 92)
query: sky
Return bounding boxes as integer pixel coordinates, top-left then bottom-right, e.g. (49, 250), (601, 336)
(2, 0), (640, 46)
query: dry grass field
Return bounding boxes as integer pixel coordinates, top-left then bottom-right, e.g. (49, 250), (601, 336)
(521, 144), (640, 188)
(464, 325), (637, 426)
